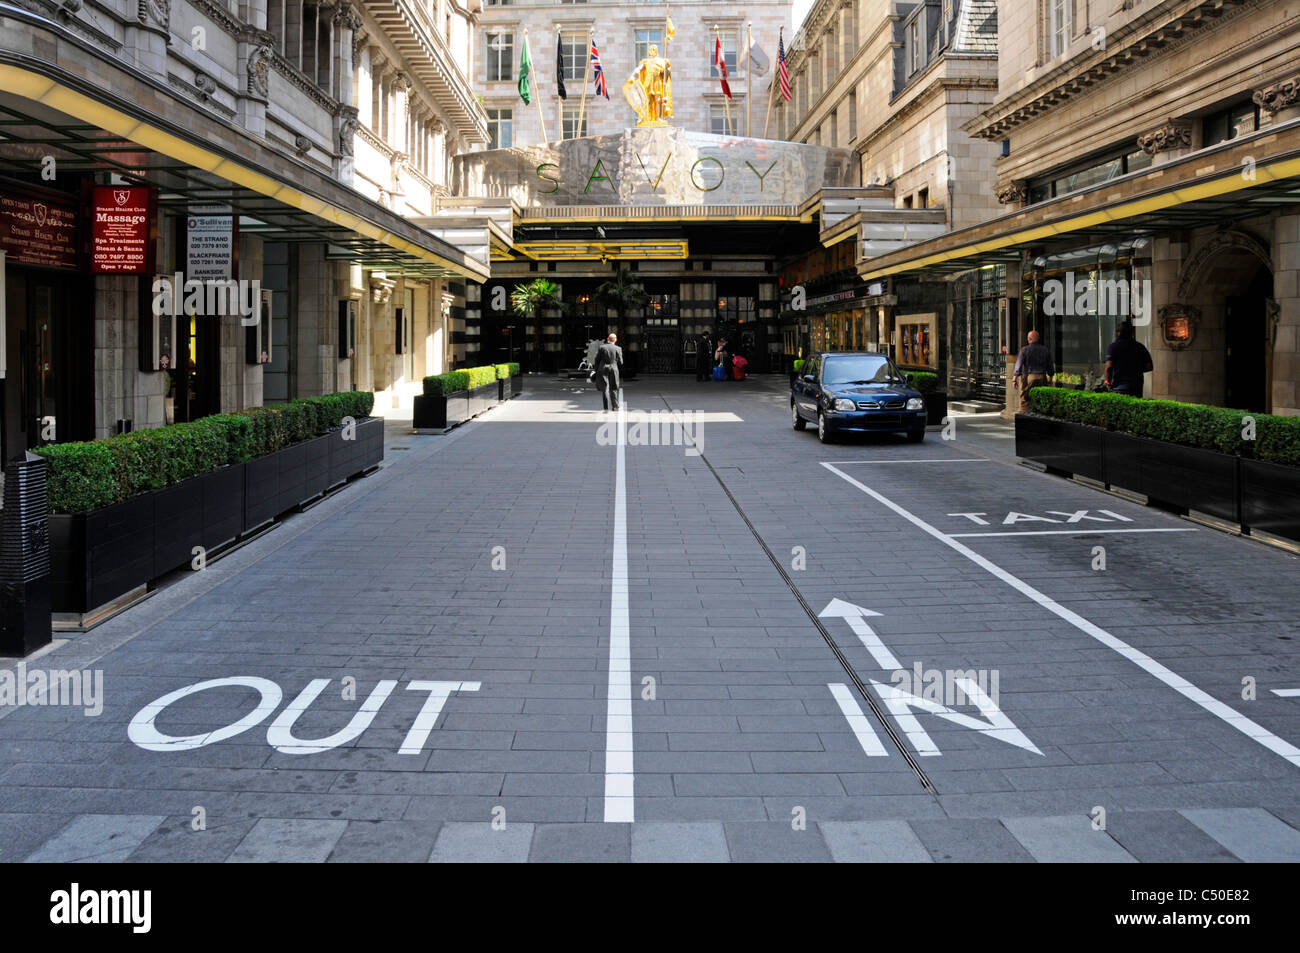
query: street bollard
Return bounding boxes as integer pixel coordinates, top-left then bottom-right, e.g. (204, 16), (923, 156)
(0, 452), (52, 657)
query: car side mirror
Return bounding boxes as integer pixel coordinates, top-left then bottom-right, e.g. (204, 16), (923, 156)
(802, 374), (815, 382)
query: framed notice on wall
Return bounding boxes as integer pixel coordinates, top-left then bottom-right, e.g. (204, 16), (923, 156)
(894, 312), (937, 369)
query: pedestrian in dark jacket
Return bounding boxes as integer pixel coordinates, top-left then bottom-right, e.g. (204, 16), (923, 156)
(593, 333), (623, 411)
(696, 332), (712, 381)
(1012, 330), (1055, 412)
(1105, 321), (1154, 397)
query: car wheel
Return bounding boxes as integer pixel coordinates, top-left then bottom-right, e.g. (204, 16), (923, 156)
(791, 401), (806, 431)
(907, 429), (925, 443)
(818, 411), (832, 443)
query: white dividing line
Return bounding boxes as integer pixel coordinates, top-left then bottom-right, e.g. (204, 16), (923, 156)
(820, 462), (1300, 769)
(604, 393), (634, 822)
(1272, 689), (1300, 698)
(948, 528), (1198, 538)
(828, 684), (889, 757)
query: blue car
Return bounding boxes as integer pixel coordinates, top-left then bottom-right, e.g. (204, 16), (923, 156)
(791, 352), (928, 444)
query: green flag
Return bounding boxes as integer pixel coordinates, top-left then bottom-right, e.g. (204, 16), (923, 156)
(518, 35), (532, 105)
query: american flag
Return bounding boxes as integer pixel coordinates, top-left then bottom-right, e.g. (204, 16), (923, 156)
(777, 30), (791, 102)
(591, 39), (609, 98)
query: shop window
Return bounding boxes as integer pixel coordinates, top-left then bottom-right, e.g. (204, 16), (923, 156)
(896, 315), (936, 369)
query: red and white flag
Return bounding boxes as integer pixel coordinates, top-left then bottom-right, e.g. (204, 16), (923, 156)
(714, 35), (732, 99)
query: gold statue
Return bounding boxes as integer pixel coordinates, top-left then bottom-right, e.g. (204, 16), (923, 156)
(623, 43), (672, 126)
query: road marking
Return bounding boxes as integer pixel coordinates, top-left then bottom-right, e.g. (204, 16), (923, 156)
(818, 598), (902, 669)
(1272, 689), (1300, 698)
(948, 528), (1197, 538)
(871, 678), (1043, 757)
(828, 684), (889, 757)
(821, 462), (1300, 770)
(822, 459), (990, 465)
(604, 391), (634, 822)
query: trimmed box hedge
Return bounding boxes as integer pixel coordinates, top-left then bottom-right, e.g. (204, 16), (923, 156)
(424, 364), (512, 396)
(495, 362), (521, 380)
(36, 390), (375, 515)
(1027, 387), (1300, 468)
(909, 371), (939, 394)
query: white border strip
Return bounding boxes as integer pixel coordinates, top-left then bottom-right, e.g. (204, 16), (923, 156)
(821, 459), (990, 465)
(604, 394), (635, 822)
(949, 528), (1198, 538)
(821, 462), (1300, 769)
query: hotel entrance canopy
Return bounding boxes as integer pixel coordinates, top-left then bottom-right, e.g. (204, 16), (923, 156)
(0, 30), (489, 282)
(857, 120), (1300, 282)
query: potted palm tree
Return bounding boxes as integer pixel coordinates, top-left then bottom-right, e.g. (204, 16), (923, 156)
(595, 267), (647, 377)
(511, 278), (561, 374)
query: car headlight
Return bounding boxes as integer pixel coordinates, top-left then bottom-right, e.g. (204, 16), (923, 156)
(906, 397), (925, 410)
(833, 398), (857, 412)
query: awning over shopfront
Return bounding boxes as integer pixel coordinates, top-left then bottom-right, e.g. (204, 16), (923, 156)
(858, 120), (1300, 282)
(0, 44), (489, 282)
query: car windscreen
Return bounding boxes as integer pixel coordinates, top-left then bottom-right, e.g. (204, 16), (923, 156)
(822, 355), (903, 386)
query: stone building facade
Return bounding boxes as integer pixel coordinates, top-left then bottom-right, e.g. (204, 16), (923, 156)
(853, 0), (1300, 416)
(476, 0), (793, 146)
(772, 0), (1004, 399)
(0, 0), (491, 469)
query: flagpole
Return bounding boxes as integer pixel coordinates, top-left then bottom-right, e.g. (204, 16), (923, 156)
(556, 26), (563, 141)
(524, 29), (548, 145)
(746, 22), (752, 138)
(715, 25), (732, 135)
(578, 28), (591, 138)
(763, 27), (780, 139)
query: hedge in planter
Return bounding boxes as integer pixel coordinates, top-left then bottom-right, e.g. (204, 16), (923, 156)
(37, 390), (376, 514)
(1027, 387), (1300, 467)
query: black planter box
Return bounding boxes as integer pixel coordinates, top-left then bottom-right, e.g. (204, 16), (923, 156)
(1103, 430), (1239, 522)
(47, 417), (386, 614)
(924, 392), (948, 426)
(244, 452), (280, 531)
(1014, 414), (1106, 482)
(468, 382), (497, 418)
(49, 494), (155, 614)
(415, 391), (470, 431)
(1242, 458), (1300, 543)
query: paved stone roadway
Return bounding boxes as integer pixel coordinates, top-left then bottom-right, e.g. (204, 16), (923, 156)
(3, 376), (1300, 862)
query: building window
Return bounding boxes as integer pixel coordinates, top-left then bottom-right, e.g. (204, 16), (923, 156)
(560, 31), (586, 81)
(710, 31), (738, 76)
(847, 89), (857, 140)
(917, 186), (929, 208)
(486, 32), (514, 82)
(562, 104), (587, 140)
(485, 0), (512, 5)
(1027, 145), (1153, 203)
(487, 108), (513, 148)
(1203, 101), (1261, 147)
(561, 0), (587, 4)
(635, 29), (664, 61)
(1049, 0), (1072, 58)
(709, 103), (732, 135)
(906, 10), (924, 76)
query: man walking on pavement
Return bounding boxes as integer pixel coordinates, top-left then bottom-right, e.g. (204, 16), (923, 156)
(593, 332), (623, 411)
(1013, 329), (1054, 412)
(695, 331), (712, 381)
(1105, 320), (1154, 397)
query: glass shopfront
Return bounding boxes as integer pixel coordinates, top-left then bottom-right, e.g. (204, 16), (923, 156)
(949, 265), (1007, 402)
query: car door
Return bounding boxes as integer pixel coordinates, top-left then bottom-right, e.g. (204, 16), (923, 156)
(797, 355), (819, 417)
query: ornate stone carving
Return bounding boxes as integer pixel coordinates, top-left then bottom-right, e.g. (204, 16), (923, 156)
(247, 44), (273, 98)
(1158, 303), (1199, 351)
(138, 0), (168, 30)
(995, 179), (1028, 205)
(194, 71), (215, 101)
(338, 108), (360, 157)
(293, 134), (312, 155)
(1253, 76), (1300, 114)
(60, 0), (83, 14)
(333, 1), (362, 31)
(1137, 120), (1192, 155)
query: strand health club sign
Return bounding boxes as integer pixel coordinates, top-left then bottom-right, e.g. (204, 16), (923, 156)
(90, 186), (154, 274)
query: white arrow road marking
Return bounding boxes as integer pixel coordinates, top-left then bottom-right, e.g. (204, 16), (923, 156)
(604, 392), (634, 822)
(871, 679), (1043, 757)
(818, 598), (902, 670)
(1272, 689), (1300, 698)
(828, 684), (889, 757)
(822, 462), (1300, 769)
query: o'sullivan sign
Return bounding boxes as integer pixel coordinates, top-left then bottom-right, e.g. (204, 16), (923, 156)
(90, 185), (154, 274)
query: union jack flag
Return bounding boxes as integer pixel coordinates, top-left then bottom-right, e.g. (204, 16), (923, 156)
(591, 39), (609, 99)
(777, 30), (791, 102)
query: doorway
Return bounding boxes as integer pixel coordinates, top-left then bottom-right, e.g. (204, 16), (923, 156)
(2, 267), (93, 469)
(1225, 267), (1272, 413)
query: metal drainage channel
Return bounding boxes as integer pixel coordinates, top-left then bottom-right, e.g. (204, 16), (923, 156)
(656, 394), (936, 795)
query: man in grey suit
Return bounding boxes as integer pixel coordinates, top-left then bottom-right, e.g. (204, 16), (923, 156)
(593, 333), (623, 411)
